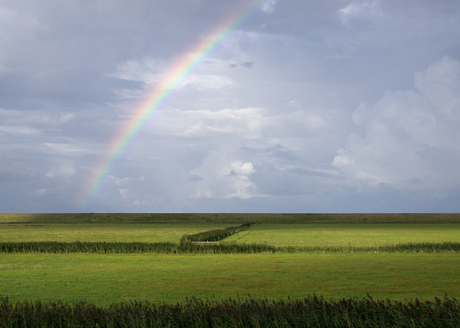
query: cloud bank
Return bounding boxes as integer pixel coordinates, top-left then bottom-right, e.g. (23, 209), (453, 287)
(0, 1), (459, 212)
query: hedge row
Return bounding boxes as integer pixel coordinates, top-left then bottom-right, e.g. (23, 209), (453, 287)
(1, 241), (460, 254)
(180, 222), (256, 244)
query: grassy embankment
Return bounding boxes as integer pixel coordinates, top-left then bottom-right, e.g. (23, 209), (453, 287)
(2, 212), (460, 224)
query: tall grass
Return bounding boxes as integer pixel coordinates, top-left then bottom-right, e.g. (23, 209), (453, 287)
(0, 295), (458, 327)
(1, 241), (459, 254)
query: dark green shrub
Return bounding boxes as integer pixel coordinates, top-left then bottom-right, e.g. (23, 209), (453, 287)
(180, 222), (256, 245)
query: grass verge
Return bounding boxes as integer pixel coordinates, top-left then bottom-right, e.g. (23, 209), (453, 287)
(1, 213), (460, 224)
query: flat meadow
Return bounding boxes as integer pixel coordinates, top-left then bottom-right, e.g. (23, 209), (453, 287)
(0, 223), (231, 243)
(1, 213), (459, 307)
(223, 223), (460, 246)
(1, 253), (459, 306)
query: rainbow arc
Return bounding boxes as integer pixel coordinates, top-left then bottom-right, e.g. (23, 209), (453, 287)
(81, 0), (267, 207)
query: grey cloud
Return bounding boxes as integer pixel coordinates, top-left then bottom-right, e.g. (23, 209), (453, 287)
(188, 174), (204, 182)
(241, 144), (299, 161)
(288, 167), (337, 178)
(251, 161), (320, 196)
(334, 56), (460, 198)
(1, 0), (459, 212)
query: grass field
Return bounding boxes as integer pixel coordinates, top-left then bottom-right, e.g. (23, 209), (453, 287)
(224, 223), (460, 246)
(1, 253), (459, 306)
(2, 222), (459, 247)
(1, 213), (459, 308)
(0, 223), (231, 243)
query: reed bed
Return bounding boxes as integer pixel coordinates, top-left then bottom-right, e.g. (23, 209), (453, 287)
(1, 241), (459, 254)
(0, 295), (458, 327)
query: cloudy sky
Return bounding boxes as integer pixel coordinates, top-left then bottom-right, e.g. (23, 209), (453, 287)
(1, 0), (460, 213)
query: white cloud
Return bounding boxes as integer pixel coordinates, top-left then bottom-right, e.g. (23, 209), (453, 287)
(225, 160), (256, 199)
(150, 107), (269, 139)
(44, 143), (83, 154)
(333, 57), (460, 196)
(108, 57), (165, 84)
(45, 166), (76, 178)
(113, 176), (145, 186)
(261, 0), (277, 14)
(178, 149), (256, 200)
(134, 199), (150, 206)
(110, 56), (234, 92)
(304, 114), (325, 129)
(414, 56), (460, 118)
(339, 1), (382, 25)
(182, 74), (234, 90)
(0, 109), (75, 126)
(0, 126), (40, 135)
(119, 188), (128, 199)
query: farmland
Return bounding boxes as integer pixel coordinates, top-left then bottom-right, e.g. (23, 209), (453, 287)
(223, 223), (460, 246)
(1, 253), (459, 306)
(0, 223), (231, 243)
(0, 213), (459, 308)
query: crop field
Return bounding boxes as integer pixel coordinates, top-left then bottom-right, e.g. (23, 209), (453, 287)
(0, 213), (459, 310)
(224, 223), (460, 246)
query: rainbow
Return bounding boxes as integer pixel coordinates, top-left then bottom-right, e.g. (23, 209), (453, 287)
(81, 0), (269, 207)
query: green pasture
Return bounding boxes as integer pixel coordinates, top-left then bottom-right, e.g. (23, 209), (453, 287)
(1, 253), (459, 306)
(224, 223), (460, 246)
(2, 222), (460, 246)
(2, 213), (459, 307)
(0, 223), (231, 243)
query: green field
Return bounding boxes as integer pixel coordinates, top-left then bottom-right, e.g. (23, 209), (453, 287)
(0, 253), (459, 306)
(224, 223), (460, 246)
(1, 213), (459, 306)
(0, 223), (230, 243)
(3, 222), (460, 247)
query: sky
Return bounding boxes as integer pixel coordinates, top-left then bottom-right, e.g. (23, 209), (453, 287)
(1, 0), (460, 213)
